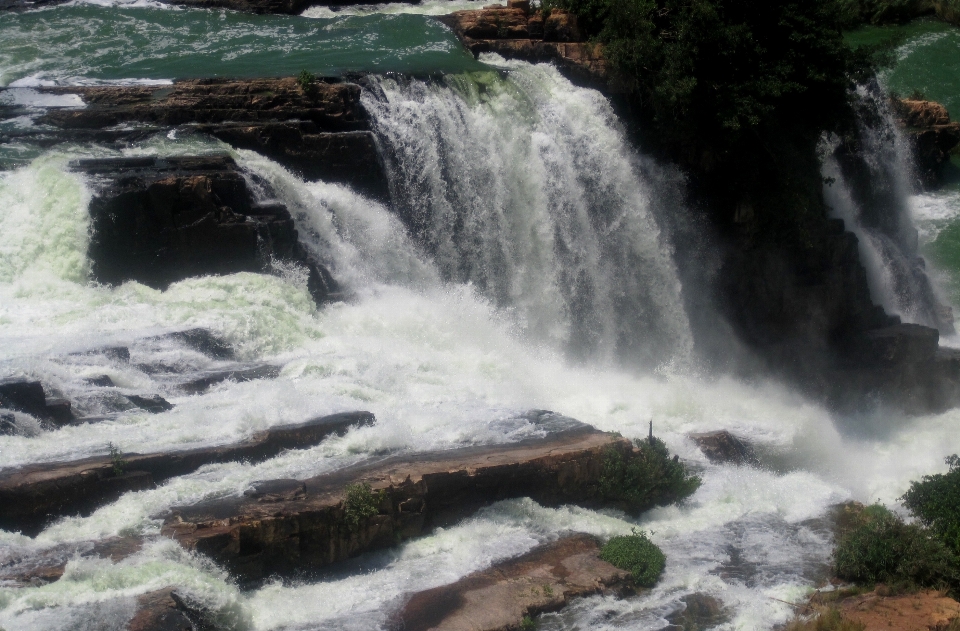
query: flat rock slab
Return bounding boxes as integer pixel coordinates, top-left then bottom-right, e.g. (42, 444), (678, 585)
(0, 536), (142, 588)
(839, 589), (960, 630)
(162, 425), (637, 581)
(0, 411), (374, 535)
(393, 534), (630, 631)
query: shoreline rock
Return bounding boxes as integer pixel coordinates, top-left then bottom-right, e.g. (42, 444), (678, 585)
(0, 411), (375, 536)
(161, 424), (681, 582)
(391, 534), (631, 631)
(893, 98), (960, 187)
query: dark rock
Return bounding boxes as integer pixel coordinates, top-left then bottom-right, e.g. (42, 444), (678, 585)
(70, 346), (131, 362)
(163, 328), (235, 360)
(180, 364), (281, 395)
(0, 413), (17, 436)
(197, 122), (389, 200)
(391, 535), (630, 631)
(0, 379), (74, 423)
(666, 593), (729, 631)
(689, 431), (756, 466)
(126, 395), (174, 414)
(160, 426), (684, 582)
(127, 589), (195, 631)
(0, 537), (142, 588)
(894, 99), (960, 187)
(77, 155), (338, 305)
(0, 411), (375, 536)
(86, 375), (116, 388)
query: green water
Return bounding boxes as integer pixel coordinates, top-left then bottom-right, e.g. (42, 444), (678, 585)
(0, 4), (484, 86)
(846, 18), (960, 117)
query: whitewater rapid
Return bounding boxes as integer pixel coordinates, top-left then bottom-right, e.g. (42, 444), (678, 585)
(2, 60), (960, 631)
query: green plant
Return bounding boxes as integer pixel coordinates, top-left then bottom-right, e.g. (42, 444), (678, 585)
(297, 69), (316, 92)
(599, 528), (666, 587)
(107, 442), (126, 477)
(519, 615), (536, 630)
(598, 436), (701, 512)
(833, 504), (960, 589)
(902, 455), (960, 556)
(343, 482), (385, 531)
(542, 584), (553, 596)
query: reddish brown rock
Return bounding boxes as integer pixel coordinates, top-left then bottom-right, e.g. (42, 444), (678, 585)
(126, 589), (193, 631)
(392, 534), (630, 631)
(894, 98), (960, 187)
(0, 411), (374, 536)
(161, 427), (666, 581)
(543, 9), (581, 42)
(838, 589), (960, 631)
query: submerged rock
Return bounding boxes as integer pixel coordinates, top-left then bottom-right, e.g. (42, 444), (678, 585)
(392, 534), (630, 631)
(0, 411), (375, 536)
(161, 426), (692, 582)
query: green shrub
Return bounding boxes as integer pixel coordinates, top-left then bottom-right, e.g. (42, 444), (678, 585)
(519, 615), (536, 630)
(599, 436), (700, 512)
(107, 442), (126, 477)
(297, 69), (316, 92)
(599, 529), (666, 587)
(833, 504), (960, 589)
(902, 455), (960, 556)
(343, 482), (385, 531)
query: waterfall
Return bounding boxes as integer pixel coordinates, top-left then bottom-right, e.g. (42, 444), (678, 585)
(359, 60), (694, 370)
(822, 83), (955, 333)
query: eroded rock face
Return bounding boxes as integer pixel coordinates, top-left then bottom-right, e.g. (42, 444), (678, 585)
(437, 8), (611, 90)
(894, 98), (960, 187)
(161, 426), (672, 582)
(77, 155), (338, 303)
(392, 535), (630, 631)
(0, 411), (374, 535)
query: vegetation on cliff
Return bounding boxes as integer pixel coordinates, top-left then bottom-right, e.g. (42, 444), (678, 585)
(832, 456), (960, 592)
(598, 435), (701, 511)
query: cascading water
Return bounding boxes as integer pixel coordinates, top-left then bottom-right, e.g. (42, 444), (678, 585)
(361, 60), (694, 368)
(3, 13), (960, 628)
(821, 82), (955, 332)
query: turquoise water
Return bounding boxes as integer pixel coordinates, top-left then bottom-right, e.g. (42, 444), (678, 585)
(0, 3), (483, 86)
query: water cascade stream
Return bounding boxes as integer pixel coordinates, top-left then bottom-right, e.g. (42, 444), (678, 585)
(1, 7), (960, 630)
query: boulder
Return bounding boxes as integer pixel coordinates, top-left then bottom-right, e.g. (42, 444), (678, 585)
(0, 411), (375, 535)
(689, 431), (756, 466)
(161, 424), (687, 582)
(126, 589), (195, 631)
(543, 9), (581, 42)
(77, 155), (338, 304)
(391, 534), (630, 631)
(0, 378), (74, 423)
(179, 364), (281, 395)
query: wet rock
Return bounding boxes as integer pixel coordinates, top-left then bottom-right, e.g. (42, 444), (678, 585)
(86, 375), (116, 388)
(161, 426), (686, 582)
(127, 589), (195, 631)
(0, 378), (75, 423)
(0, 536), (144, 588)
(77, 155), (338, 305)
(894, 98), (960, 187)
(125, 395), (174, 414)
(666, 593), (729, 631)
(689, 431), (756, 466)
(179, 364), (281, 395)
(0, 413), (16, 436)
(391, 534), (630, 631)
(70, 346), (131, 362)
(0, 411), (375, 536)
(161, 328), (235, 360)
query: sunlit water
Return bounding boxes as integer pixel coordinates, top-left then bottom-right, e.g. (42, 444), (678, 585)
(1, 5), (960, 631)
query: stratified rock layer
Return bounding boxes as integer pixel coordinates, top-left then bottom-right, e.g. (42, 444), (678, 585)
(392, 534), (630, 631)
(76, 155), (339, 302)
(0, 411), (374, 535)
(162, 426), (652, 581)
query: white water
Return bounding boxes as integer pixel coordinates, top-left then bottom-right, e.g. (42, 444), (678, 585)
(2, 63), (960, 630)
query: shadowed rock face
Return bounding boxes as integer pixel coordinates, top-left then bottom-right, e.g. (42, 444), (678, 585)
(0, 411), (375, 536)
(77, 154), (339, 303)
(161, 426), (670, 582)
(894, 98), (960, 188)
(392, 535), (631, 631)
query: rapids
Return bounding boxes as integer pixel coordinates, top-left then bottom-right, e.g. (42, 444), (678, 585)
(1, 5), (960, 631)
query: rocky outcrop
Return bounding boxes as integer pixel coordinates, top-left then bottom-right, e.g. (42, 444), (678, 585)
(0, 79), (389, 198)
(391, 534), (630, 631)
(436, 5), (612, 91)
(0, 536), (142, 588)
(838, 589), (960, 630)
(161, 424), (678, 582)
(0, 378), (74, 424)
(689, 431), (756, 466)
(0, 411), (374, 535)
(894, 98), (960, 187)
(77, 155), (339, 303)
